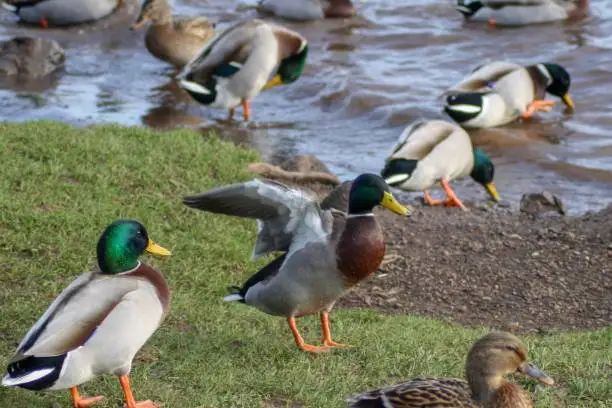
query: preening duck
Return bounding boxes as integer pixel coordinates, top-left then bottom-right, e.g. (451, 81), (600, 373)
(2, 220), (171, 408)
(346, 331), (554, 408)
(443, 61), (574, 128)
(456, 0), (589, 26)
(131, 0), (216, 68)
(381, 120), (499, 210)
(178, 19), (308, 122)
(183, 174), (410, 353)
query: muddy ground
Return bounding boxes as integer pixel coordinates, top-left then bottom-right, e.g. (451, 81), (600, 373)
(253, 160), (611, 332)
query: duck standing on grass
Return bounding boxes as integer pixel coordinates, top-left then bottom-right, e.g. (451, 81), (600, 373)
(131, 0), (216, 69)
(183, 174), (410, 353)
(2, 220), (171, 408)
(178, 19), (308, 122)
(1, 0), (121, 28)
(381, 120), (499, 211)
(456, 0), (589, 26)
(443, 61), (574, 128)
(346, 331), (555, 407)
(257, 0), (356, 21)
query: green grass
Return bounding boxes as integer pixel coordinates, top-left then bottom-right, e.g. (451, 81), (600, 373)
(0, 121), (609, 408)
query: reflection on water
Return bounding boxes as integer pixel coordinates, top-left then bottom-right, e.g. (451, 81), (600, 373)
(0, 0), (611, 214)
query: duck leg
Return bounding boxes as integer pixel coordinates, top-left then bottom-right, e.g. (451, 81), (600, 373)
(227, 107), (235, 120)
(40, 17), (48, 29)
(440, 180), (467, 211)
(241, 99), (251, 121)
(70, 387), (104, 408)
(119, 375), (157, 408)
(423, 190), (443, 206)
(287, 317), (329, 353)
(320, 312), (352, 348)
(522, 100), (556, 119)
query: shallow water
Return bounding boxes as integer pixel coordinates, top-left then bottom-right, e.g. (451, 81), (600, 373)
(1, 0), (611, 214)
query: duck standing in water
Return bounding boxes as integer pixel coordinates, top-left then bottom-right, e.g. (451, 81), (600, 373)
(456, 0), (589, 26)
(183, 174), (410, 352)
(381, 120), (500, 210)
(1, 0), (121, 28)
(2, 220), (171, 408)
(131, 0), (216, 69)
(443, 61), (574, 128)
(257, 0), (356, 21)
(178, 19), (308, 122)
(347, 331), (555, 407)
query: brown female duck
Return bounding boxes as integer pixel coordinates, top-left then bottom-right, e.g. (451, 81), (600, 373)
(131, 0), (215, 68)
(183, 174), (410, 353)
(347, 332), (554, 407)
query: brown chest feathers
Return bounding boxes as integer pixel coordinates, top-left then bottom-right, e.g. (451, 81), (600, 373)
(336, 216), (385, 287)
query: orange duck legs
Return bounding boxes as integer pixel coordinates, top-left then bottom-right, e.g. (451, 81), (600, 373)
(227, 100), (251, 121)
(321, 311), (352, 348)
(423, 181), (467, 210)
(522, 100), (556, 119)
(287, 317), (329, 353)
(119, 375), (156, 408)
(70, 387), (104, 408)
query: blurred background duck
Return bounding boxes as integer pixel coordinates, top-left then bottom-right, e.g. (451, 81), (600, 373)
(443, 61), (574, 128)
(456, 0), (589, 26)
(131, 0), (216, 69)
(381, 120), (499, 211)
(346, 331), (555, 407)
(1, 0), (120, 28)
(177, 19), (308, 122)
(2, 220), (171, 408)
(257, 0), (356, 21)
(183, 174), (409, 353)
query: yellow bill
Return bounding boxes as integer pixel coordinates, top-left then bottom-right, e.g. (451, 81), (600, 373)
(262, 74), (282, 91)
(146, 239), (172, 256)
(485, 183), (500, 202)
(562, 93), (574, 110)
(381, 191), (411, 216)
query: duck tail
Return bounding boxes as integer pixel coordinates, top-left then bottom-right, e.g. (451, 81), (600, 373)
(1, 2), (18, 12)
(2, 354), (66, 390)
(223, 286), (245, 302)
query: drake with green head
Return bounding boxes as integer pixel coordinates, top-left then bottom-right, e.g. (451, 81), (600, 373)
(2, 220), (171, 408)
(381, 120), (500, 210)
(178, 19), (308, 122)
(183, 173), (410, 353)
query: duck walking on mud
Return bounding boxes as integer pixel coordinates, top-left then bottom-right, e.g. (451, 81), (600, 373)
(131, 0), (216, 69)
(381, 120), (499, 210)
(2, 220), (171, 408)
(347, 331), (554, 408)
(183, 174), (410, 352)
(178, 19), (308, 122)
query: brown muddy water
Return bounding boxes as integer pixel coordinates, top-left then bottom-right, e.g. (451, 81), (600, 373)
(0, 0), (611, 214)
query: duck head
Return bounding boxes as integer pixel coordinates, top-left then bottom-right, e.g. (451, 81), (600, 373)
(262, 42), (309, 90)
(97, 220), (171, 274)
(539, 63), (574, 110)
(471, 148), (500, 202)
(348, 174), (411, 216)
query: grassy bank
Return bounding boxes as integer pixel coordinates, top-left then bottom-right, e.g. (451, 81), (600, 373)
(0, 122), (609, 407)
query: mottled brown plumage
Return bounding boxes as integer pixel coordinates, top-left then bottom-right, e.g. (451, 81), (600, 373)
(347, 332), (554, 407)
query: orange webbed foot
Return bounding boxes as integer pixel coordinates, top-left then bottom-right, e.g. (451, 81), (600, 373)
(241, 99), (251, 121)
(40, 17), (48, 29)
(124, 400), (158, 408)
(322, 339), (353, 348)
(440, 180), (467, 211)
(71, 387), (104, 408)
(424, 190), (443, 206)
(522, 99), (557, 119)
(299, 343), (331, 353)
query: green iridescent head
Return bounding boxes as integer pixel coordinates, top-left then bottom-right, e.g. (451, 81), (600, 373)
(262, 42), (309, 90)
(96, 220), (171, 274)
(470, 148), (500, 202)
(348, 173), (411, 216)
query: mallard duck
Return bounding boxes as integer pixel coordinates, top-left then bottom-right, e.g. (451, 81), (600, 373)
(257, 0), (356, 21)
(183, 174), (410, 353)
(131, 0), (216, 69)
(1, 0), (120, 28)
(456, 0), (588, 26)
(381, 120), (499, 211)
(346, 331), (555, 407)
(2, 220), (171, 408)
(177, 19), (308, 122)
(443, 61), (574, 128)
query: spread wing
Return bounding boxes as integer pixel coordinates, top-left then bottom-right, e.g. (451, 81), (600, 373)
(13, 272), (140, 358)
(184, 178), (331, 259)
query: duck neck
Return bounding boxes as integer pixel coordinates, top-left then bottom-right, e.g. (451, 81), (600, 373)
(467, 371), (504, 405)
